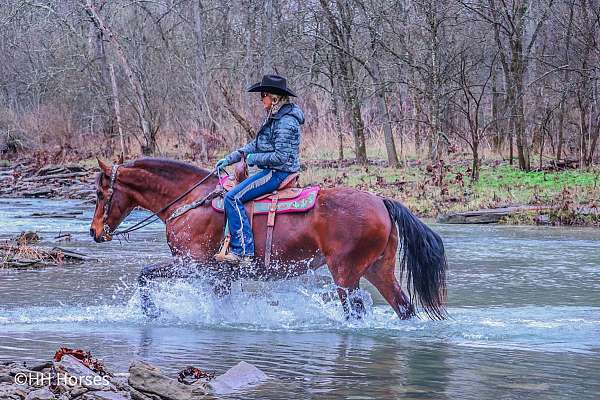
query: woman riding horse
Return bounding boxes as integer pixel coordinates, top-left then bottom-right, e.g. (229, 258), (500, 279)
(91, 79), (447, 321)
(214, 74), (304, 265)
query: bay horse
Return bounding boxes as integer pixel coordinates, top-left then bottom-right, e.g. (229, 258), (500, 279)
(90, 158), (447, 320)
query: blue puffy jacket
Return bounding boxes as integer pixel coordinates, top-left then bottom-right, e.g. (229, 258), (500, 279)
(226, 103), (304, 173)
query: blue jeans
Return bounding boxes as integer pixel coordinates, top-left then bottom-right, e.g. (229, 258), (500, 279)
(224, 169), (290, 256)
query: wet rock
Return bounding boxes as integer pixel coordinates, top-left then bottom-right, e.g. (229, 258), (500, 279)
(81, 390), (131, 400)
(108, 375), (130, 391)
(126, 386), (161, 400)
(128, 361), (206, 400)
(535, 214), (551, 225)
(0, 383), (32, 400)
(209, 361), (268, 395)
(29, 362), (53, 372)
(9, 365), (34, 377)
(69, 386), (88, 398)
(54, 355), (114, 391)
(25, 387), (55, 400)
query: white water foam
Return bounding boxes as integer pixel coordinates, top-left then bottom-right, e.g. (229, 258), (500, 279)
(1, 275), (599, 354)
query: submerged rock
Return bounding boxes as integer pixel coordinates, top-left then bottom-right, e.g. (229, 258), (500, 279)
(209, 361), (268, 395)
(128, 361), (207, 400)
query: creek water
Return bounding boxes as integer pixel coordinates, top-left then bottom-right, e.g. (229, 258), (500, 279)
(0, 198), (599, 399)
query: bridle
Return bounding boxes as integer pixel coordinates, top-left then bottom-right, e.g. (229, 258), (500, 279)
(101, 164), (121, 239)
(99, 164), (222, 240)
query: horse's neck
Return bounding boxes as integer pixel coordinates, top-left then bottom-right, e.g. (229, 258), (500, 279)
(126, 167), (214, 220)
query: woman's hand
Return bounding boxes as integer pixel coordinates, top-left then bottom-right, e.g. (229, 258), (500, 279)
(246, 153), (256, 166)
(215, 158), (229, 170)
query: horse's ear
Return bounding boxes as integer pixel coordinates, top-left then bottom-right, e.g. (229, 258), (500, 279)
(97, 157), (112, 176)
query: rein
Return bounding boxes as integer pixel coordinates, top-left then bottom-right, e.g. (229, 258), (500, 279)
(101, 165), (221, 238)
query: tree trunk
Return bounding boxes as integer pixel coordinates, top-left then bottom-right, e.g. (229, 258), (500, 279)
(109, 64), (126, 159)
(192, 0), (206, 117)
(511, 27), (530, 171)
(427, 2), (443, 162)
(491, 64), (502, 154)
(557, 99), (566, 161)
(370, 52), (398, 166)
(331, 77), (345, 161)
(319, 0), (367, 164)
(471, 140), (480, 181)
(84, 0), (155, 155)
(347, 85), (368, 164)
(413, 93), (423, 156)
(263, 0), (274, 72)
(366, 11), (398, 167)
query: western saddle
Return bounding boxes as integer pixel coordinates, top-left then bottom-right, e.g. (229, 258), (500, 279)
(217, 159), (301, 267)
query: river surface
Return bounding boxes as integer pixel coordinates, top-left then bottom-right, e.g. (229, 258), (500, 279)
(0, 198), (599, 399)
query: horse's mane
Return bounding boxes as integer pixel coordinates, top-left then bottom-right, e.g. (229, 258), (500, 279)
(129, 157), (211, 179)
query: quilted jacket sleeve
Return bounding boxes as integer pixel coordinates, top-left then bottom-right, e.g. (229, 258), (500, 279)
(225, 138), (258, 165)
(251, 115), (299, 169)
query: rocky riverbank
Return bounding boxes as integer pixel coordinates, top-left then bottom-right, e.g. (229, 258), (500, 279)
(0, 349), (268, 399)
(0, 162), (96, 202)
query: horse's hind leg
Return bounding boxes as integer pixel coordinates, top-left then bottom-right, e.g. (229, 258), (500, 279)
(326, 256), (371, 320)
(138, 261), (182, 318)
(364, 230), (416, 320)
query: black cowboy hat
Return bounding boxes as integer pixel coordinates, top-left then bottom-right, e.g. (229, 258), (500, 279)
(247, 74), (297, 97)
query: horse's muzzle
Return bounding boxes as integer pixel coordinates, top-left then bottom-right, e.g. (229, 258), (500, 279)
(90, 228), (110, 243)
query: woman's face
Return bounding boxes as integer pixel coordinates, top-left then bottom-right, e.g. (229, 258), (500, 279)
(261, 92), (273, 110)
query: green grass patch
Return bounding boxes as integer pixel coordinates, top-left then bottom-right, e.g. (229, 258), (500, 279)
(475, 165), (600, 190)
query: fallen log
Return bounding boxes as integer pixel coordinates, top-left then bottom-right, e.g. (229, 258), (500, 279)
(36, 164), (87, 175)
(21, 188), (54, 197)
(0, 242), (94, 268)
(26, 210), (84, 218)
(22, 172), (90, 182)
(437, 205), (555, 224)
(52, 246), (96, 261)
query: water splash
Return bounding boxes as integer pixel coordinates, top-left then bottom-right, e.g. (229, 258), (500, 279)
(1, 275), (598, 354)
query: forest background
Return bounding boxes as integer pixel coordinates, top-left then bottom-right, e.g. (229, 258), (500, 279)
(1, 0), (599, 223)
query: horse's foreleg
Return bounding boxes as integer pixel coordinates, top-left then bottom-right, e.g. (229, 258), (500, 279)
(337, 286), (366, 320)
(211, 274), (233, 297)
(206, 263), (238, 297)
(138, 261), (181, 318)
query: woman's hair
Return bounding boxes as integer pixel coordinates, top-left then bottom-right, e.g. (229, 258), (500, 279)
(268, 93), (290, 114)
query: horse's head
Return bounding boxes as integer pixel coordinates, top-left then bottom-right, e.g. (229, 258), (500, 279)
(90, 158), (137, 242)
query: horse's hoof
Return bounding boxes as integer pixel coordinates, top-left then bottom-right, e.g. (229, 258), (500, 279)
(397, 304), (416, 320)
(141, 303), (161, 319)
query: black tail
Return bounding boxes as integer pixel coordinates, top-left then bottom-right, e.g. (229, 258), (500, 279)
(383, 199), (448, 320)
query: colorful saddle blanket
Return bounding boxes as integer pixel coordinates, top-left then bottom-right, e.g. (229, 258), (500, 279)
(211, 185), (320, 214)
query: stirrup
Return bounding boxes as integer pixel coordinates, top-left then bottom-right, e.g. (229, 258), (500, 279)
(214, 252), (253, 265)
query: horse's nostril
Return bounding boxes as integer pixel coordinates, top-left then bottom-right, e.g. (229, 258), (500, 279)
(90, 228), (95, 238)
